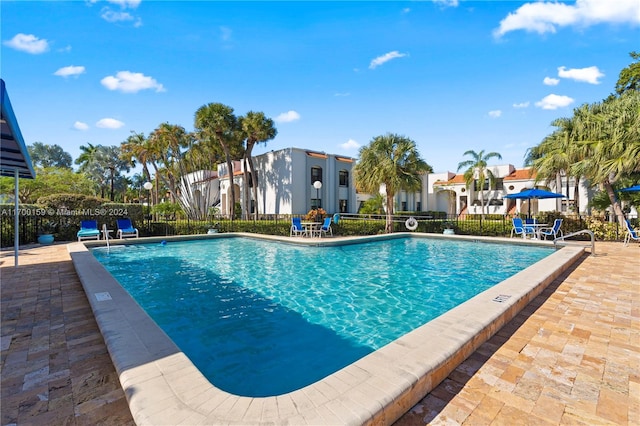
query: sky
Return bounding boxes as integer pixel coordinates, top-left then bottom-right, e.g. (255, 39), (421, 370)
(2, 0), (639, 175)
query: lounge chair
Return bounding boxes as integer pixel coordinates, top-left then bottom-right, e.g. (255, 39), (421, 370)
(290, 217), (306, 237)
(117, 218), (139, 239)
(510, 217), (535, 239)
(624, 219), (640, 246)
(539, 218), (563, 240)
(315, 217), (333, 238)
(77, 220), (101, 242)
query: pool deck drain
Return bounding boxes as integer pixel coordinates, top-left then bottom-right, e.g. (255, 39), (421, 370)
(1, 236), (638, 425)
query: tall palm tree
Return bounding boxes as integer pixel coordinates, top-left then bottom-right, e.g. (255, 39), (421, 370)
(526, 117), (582, 213)
(93, 145), (131, 201)
(457, 149), (502, 220)
(75, 142), (99, 172)
(573, 90), (640, 227)
(194, 103), (242, 219)
(147, 123), (192, 203)
(120, 132), (152, 183)
(240, 111), (277, 220)
(354, 133), (431, 233)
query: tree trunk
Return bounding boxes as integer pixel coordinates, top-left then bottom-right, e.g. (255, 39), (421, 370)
(242, 155), (250, 220)
(573, 178), (580, 214)
(248, 156), (260, 221)
(385, 192), (394, 233)
(604, 179), (626, 228)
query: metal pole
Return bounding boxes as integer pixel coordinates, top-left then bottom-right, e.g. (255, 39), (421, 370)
(14, 169), (19, 267)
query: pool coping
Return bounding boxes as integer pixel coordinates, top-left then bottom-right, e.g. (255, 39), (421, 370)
(68, 233), (585, 425)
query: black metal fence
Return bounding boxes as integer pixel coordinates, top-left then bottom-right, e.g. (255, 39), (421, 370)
(1, 209), (629, 248)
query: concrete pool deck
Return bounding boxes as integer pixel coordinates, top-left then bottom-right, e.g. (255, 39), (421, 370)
(1, 236), (638, 425)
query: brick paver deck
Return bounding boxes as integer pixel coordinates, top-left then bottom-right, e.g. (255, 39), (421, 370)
(1, 241), (638, 425)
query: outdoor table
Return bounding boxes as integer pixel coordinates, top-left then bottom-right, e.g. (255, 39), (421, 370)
(301, 222), (320, 237)
(525, 223), (548, 240)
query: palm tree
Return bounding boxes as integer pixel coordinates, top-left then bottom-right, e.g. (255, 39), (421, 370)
(239, 111), (277, 220)
(526, 116), (585, 213)
(75, 143), (99, 172)
(147, 123), (192, 203)
(93, 145), (131, 201)
(120, 132), (152, 183)
(194, 103), (242, 219)
(354, 133), (431, 233)
(573, 91), (640, 227)
(457, 149), (502, 220)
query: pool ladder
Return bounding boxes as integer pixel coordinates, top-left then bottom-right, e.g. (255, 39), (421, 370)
(553, 229), (595, 255)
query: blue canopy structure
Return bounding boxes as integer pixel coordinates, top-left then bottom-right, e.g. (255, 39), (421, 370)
(620, 184), (640, 192)
(504, 188), (565, 217)
(1, 79), (36, 266)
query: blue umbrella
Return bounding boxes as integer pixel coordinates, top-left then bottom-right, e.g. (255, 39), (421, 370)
(504, 188), (565, 217)
(620, 184), (640, 192)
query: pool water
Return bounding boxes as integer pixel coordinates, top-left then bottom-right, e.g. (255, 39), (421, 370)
(92, 236), (552, 396)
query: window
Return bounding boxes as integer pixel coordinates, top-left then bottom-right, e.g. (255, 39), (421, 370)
(339, 199), (348, 213)
(311, 166), (322, 184)
(401, 201), (407, 211)
(495, 179), (504, 190)
(311, 198), (322, 209)
(339, 170), (349, 187)
(416, 201), (421, 212)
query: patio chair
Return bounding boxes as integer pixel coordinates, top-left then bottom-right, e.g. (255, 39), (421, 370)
(539, 218), (563, 240)
(290, 217), (306, 237)
(77, 220), (101, 242)
(510, 217), (535, 239)
(624, 219), (640, 246)
(117, 218), (139, 239)
(315, 217), (333, 238)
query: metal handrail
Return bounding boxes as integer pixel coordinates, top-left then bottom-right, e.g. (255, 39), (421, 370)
(554, 229), (595, 255)
(102, 223), (110, 253)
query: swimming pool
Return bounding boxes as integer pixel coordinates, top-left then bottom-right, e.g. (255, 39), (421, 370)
(91, 236), (552, 397)
(71, 233), (584, 425)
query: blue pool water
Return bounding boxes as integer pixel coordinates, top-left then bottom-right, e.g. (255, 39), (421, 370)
(92, 236), (552, 396)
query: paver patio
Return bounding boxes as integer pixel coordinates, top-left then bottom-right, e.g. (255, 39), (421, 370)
(1, 240), (638, 425)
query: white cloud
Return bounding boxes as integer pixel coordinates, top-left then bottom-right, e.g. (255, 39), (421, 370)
(369, 51), (408, 69)
(402, 8), (411, 14)
(543, 77), (560, 86)
(488, 110), (502, 118)
(341, 139), (361, 150)
(513, 101), (530, 108)
(494, 0), (640, 38)
(101, 71), (165, 93)
(96, 118), (124, 129)
(107, 0), (141, 8)
(433, 0), (459, 7)
(101, 8), (134, 23)
(99, 0), (142, 26)
(73, 121), (89, 131)
(275, 110), (301, 123)
(535, 94), (574, 110)
(3, 33), (49, 54)
(334, 92), (350, 97)
(54, 65), (86, 78)
(557, 65), (604, 84)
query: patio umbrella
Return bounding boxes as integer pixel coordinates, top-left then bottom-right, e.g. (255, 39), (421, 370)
(620, 184), (640, 192)
(504, 188), (565, 218)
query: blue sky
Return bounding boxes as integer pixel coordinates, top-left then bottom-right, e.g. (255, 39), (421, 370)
(2, 0), (639, 174)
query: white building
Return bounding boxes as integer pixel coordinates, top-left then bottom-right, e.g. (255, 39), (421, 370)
(217, 148), (357, 216)
(393, 164), (594, 216)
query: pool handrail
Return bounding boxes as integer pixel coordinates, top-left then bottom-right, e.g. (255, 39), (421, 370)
(553, 229), (595, 255)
